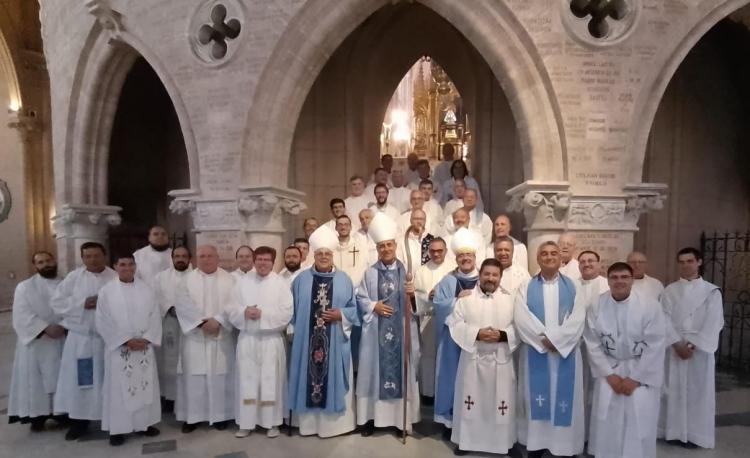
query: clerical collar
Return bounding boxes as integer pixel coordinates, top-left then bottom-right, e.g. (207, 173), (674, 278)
(119, 278), (135, 284)
(312, 265), (335, 273)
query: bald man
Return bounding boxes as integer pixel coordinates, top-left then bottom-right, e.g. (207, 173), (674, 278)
(558, 233), (582, 281)
(485, 214), (528, 272)
(627, 252), (664, 302)
(174, 245), (237, 432)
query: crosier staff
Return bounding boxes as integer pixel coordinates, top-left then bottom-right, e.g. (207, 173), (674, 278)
(402, 227), (417, 444)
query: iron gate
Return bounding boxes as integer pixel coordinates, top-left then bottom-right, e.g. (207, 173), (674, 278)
(701, 231), (750, 373)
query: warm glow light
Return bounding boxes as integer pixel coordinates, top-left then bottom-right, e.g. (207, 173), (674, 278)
(390, 109), (411, 143)
(8, 99), (19, 112)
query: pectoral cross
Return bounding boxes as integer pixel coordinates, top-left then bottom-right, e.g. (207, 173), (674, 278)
(349, 246), (359, 265)
(464, 395), (475, 411)
(498, 400), (508, 416)
(535, 394), (545, 407)
(559, 400), (568, 413)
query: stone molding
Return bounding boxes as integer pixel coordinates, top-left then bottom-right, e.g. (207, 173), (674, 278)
(51, 203), (122, 239)
(507, 181), (572, 231)
(167, 186), (307, 233)
(85, 0), (124, 44)
(7, 110), (41, 142)
(623, 182), (668, 226)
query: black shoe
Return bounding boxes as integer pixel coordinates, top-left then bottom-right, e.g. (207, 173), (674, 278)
(507, 444), (523, 458)
(214, 420), (230, 431)
(161, 397), (175, 414)
(681, 442), (699, 449)
(144, 426), (160, 437)
(421, 395), (434, 406)
(29, 416), (47, 432)
(51, 414), (69, 426)
(65, 420), (89, 441)
(181, 422), (198, 434)
(453, 447), (468, 456)
(527, 449), (546, 458)
(360, 421), (375, 437)
(442, 426), (452, 441)
(109, 434), (125, 446)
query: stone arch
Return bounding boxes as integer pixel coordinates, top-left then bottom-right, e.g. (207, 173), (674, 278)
(241, 0), (566, 187)
(0, 29), (21, 111)
(629, 0), (750, 183)
(64, 23), (200, 206)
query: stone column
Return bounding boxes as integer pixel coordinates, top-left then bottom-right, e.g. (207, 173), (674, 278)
(51, 203), (122, 272)
(169, 186), (307, 269)
(507, 181), (667, 272)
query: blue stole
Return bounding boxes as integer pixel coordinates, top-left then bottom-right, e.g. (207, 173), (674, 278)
(374, 261), (407, 400)
(433, 270), (478, 419)
(527, 273), (576, 427)
(287, 269), (359, 414)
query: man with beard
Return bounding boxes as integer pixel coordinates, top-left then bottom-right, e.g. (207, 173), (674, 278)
(134, 226), (172, 288)
(486, 215), (528, 273)
(356, 213), (420, 437)
(52, 242), (118, 440)
(370, 183), (401, 222)
(279, 246), (303, 286)
(413, 238), (455, 401)
(493, 236), (531, 294)
(232, 245), (255, 280)
(96, 253), (162, 446)
(294, 238), (313, 270)
(228, 246), (293, 439)
(174, 245), (237, 432)
(8, 251), (65, 432)
(514, 241), (586, 458)
(432, 228), (480, 435)
(333, 215), (368, 286)
(288, 225), (360, 437)
(397, 209), (434, 269)
(364, 167), (391, 201)
(447, 259), (520, 456)
(153, 246), (192, 412)
(324, 199), (349, 232)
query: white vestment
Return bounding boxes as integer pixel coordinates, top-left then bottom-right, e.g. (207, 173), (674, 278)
(370, 203), (401, 223)
(513, 275), (587, 456)
(388, 186), (412, 213)
(395, 231), (429, 270)
(398, 209), (436, 238)
(414, 260), (455, 397)
(424, 199), (445, 235)
(585, 291), (665, 458)
(447, 286), (518, 454)
(97, 279), (162, 435)
(345, 194), (371, 228)
(444, 209), (492, 244)
(227, 271), (293, 430)
(279, 268), (302, 287)
(154, 266), (191, 401)
(174, 268), (236, 424)
(660, 277), (723, 448)
(9, 274), (63, 419)
(333, 237), (369, 286)
(632, 274), (664, 303)
(560, 259), (582, 281)
(231, 269), (254, 281)
(444, 198), (463, 218)
(52, 267), (117, 420)
(353, 230), (377, 266)
(432, 161), (453, 193)
(501, 264), (531, 295)
(356, 263), (420, 429)
(133, 245), (172, 289)
(485, 236), (529, 273)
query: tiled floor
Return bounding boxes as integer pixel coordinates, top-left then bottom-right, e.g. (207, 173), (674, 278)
(1, 311), (748, 457)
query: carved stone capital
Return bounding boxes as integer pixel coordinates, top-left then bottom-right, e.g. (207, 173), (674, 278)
(86, 0), (124, 43)
(506, 181), (571, 231)
(237, 185), (307, 232)
(51, 203), (122, 240)
(623, 182), (668, 225)
(567, 197), (628, 230)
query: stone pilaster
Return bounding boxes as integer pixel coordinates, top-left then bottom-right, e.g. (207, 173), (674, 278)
(168, 186), (307, 268)
(507, 181), (667, 271)
(51, 203), (122, 272)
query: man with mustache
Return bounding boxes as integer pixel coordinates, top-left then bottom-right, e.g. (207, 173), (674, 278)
(279, 245), (303, 286)
(153, 246), (192, 412)
(447, 258), (520, 457)
(493, 236), (530, 294)
(134, 226), (173, 288)
(8, 251), (65, 432)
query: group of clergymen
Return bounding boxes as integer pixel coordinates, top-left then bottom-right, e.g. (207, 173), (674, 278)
(8, 151), (724, 457)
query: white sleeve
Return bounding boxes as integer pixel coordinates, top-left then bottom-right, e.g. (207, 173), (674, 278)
(446, 298), (479, 353)
(513, 283), (547, 353)
(12, 283), (50, 345)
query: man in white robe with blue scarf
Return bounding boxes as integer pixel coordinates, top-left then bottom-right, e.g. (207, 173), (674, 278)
(288, 225), (360, 437)
(431, 228), (480, 435)
(514, 240), (586, 458)
(356, 212), (420, 437)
